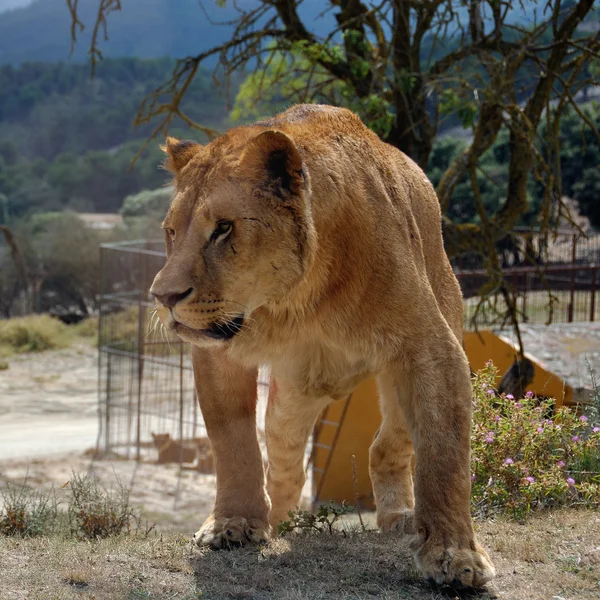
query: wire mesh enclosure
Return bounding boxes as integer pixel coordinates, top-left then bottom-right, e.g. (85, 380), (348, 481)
(98, 240), (270, 470)
(97, 231), (600, 493)
(455, 229), (600, 329)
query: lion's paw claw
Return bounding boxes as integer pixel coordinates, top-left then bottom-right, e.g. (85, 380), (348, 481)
(416, 540), (495, 588)
(377, 509), (416, 534)
(193, 517), (270, 549)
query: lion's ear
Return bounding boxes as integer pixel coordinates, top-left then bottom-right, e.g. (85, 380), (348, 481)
(161, 137), (202, 173)
(241, 130), (304, 197)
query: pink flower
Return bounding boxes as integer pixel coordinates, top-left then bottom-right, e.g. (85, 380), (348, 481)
(567, 477), (575, 486)
(506, 394), (514, 400)
(526, 476), (535, 483)
(580, 415), (588, 422)
(536, 427), (544, 434)
(481, 383), (488, 389)
(515, 402), (523, 408)
(557, 461), (565, 468)
(593, 427), (600, 433)
(487, 389), (495, 396)
(495, 415), (502, 422)
(471, 474), (476, 482)
(526, 391), (534, 398)
(572, 436), (580, 443)
(484, 435), (494, 443)
(504, 458), (514, 465)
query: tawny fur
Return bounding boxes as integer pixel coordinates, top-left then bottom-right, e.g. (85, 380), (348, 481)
(150, 104), (495, 587)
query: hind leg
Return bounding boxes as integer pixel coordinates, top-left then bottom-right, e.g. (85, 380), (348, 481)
(370, 374), (415, 533)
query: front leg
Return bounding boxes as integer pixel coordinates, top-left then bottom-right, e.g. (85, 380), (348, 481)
(383, 330), (495, 588)
(265, 376), (330, 529)
(191, 346), (270, 548)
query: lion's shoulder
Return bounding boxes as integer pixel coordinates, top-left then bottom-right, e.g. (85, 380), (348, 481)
(253, 104), (374, 143)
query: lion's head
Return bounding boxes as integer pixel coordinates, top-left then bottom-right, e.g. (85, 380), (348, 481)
(150, 128), (316, 346)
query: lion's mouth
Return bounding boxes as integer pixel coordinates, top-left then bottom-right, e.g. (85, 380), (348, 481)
(174, 314), (244, 341)
(201, 315), (245, 340)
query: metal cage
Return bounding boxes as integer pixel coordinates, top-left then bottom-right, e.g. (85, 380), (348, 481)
(97, 240), (270, 468)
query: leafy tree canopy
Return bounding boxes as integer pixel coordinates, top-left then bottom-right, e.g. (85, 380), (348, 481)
(70, 0), (600, 265)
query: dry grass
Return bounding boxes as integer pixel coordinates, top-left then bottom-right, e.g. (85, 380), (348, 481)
(0, 314), (98, 357)
(1, 510), (598, 599)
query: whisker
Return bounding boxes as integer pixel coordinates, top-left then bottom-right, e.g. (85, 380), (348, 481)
(218, 310), (259, 336)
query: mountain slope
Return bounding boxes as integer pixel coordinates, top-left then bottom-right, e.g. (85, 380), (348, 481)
(1, 0), (582, 66)
(0, 0), (335, 65)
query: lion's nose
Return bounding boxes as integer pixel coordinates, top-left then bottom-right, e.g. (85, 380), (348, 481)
(152, 287), (194, 308)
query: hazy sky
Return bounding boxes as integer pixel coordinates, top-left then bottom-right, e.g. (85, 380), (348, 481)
(0, 0), (32, 13)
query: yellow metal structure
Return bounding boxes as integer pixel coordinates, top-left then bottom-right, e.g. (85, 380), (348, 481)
(463, 330), (572, 408)
(311, 330), (574, 507)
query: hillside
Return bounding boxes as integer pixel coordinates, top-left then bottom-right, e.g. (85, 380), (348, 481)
(0, 0), (335, 65)
(0, 0), (588, 66)
(0, 58), (234, 217)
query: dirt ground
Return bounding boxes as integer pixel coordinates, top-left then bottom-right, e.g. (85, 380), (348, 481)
(0, 344), (99, 459)
(1, 332), (600, 598)
(0, 510), (598, 599)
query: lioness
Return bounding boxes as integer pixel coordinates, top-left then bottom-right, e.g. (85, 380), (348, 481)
(150, 104), (495, 587)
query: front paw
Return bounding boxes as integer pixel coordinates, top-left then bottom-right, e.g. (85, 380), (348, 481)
(377, 508), (416, 534)
(193, 516), (270, 549)
(414, 536), (496, 588)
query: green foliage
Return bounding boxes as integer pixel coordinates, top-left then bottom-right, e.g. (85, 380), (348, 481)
(67, 472), (140, 540)
(231, 51), (339, 123)
(0, 210), (162, 317)
(439, 90), (478, 129)
(0, 59), (231, 219)
(0, 314), (71, 354)
(120, 186), (174, 220)
(0, 472), (149, 540)
(550, 101), (600, 228)
(471, 364), (600, 519)
(278, 502), (354, 536)
(586, 360), (600, 429)
(0, 482), (60, 537)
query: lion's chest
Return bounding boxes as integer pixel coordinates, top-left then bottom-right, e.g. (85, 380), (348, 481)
(269, 343), (376, 400)
(231, 311), (381, 399)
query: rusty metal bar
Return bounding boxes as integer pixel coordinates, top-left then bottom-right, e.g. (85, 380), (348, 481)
(135, 251), (144, 461)
(591, 267), (597, 322)
(179, 341), (184, 466)
(568, 234), (577, 322)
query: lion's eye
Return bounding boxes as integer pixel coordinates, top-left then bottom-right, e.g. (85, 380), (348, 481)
(211, 220), (233, 242)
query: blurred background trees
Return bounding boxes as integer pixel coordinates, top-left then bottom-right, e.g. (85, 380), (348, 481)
(0, 0), (599, 319)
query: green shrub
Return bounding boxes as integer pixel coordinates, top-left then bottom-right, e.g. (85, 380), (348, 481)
(67, 471), (140, 539)
(278, 502), (355, 537)
(0, 472), (149, 540)
(0, 314), (70, 353)
(71, 315), (99, 340)
(0, 482), (60, 537)
(585, 359), (600, 429)
(471, 364), (600, 519)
